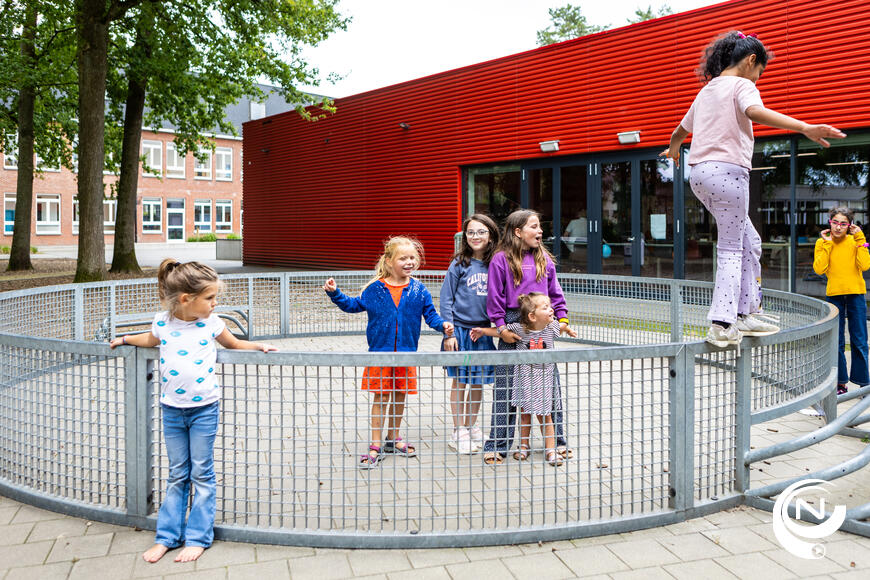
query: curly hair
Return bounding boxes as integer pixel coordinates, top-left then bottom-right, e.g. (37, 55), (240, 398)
(697, 31), (772, 82)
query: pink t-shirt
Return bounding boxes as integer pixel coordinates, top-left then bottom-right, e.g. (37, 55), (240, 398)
(680, 76), (764, 170)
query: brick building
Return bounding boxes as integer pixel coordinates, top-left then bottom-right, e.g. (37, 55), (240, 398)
(1, 85), (295, 246)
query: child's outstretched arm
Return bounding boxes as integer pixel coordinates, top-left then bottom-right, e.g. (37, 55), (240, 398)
(109, 332), (159, 349)
(323, 277), (367, 313)
(661, 125), (690, 162)
(470, 326), (500, 342)
(745, 106), (845, 147)
(216, 329), (278, 352)
(559, 323), (578, 338)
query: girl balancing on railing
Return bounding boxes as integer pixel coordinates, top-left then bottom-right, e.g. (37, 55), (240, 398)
(662, 30), (844, 348)
(481, 209), (576, 465)
(110, 259), (277, 564)
(814, 207), (870, 396)
(440, 214), (500, 454)
(472, 293), (570, 466)
(323, 237), (453, 469)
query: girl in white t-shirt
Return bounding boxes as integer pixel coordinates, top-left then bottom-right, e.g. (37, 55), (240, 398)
(662, 31), (845, 348)
(110, 259), (276, 564)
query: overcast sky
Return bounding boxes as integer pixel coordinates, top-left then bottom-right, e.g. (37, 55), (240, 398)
(299, 0), (723, 98)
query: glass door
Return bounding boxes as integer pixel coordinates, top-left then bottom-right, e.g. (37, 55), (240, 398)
(167, 199), (185, 242)
(600, 161), (633, 276)
(639, 158), (675, 278)
(558, 165), (590, 273)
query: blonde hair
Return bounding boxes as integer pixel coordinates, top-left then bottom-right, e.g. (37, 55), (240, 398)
(365, 236), (425, 288)
(157, 258), (221, 317)
(518, 292), (548, 330)
(499, 210), (553, 286)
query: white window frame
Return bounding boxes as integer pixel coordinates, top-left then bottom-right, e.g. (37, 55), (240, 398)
(36, 194), (61, 235)
(35, 151), (60, 172)
(141, 140), (162, 177)
(72, 197), (116, 234)
(142, 198), (162, 234)
(250, 101), (266, 120)
(215, 200), (232, 232)
(194, 147), (212, 180)
(4, 134), (18, 169)
(166, 143), (185, 179)
(239, 149), (243, 182)
(194, 199), (212, 232)
(215, 147), (232, 181)
(3, 193), (15, 236)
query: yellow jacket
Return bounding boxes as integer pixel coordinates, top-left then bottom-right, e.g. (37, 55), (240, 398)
(813, 231), (870, 296)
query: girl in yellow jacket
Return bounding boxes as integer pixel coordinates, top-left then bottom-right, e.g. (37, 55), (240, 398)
(813, 206), (870, 394)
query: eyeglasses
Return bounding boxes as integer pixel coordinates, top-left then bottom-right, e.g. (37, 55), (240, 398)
(830, 219), (851, 228)
(466, 229), (489, 238)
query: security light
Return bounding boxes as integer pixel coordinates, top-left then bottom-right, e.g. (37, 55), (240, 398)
(539, 140), (560, 153)
(617, 131), (641, 144)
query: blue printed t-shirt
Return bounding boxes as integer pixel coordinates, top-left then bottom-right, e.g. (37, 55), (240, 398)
(152, 311), (226, 408)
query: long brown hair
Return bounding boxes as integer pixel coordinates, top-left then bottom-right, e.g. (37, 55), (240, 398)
(365, 236), (424, 288)
(453, 213), (499, 267)
(157, 258), (221, 317)
(498, 209), (553, 286)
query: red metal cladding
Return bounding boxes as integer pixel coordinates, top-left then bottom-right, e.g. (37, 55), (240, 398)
(243, 0), (870, 270)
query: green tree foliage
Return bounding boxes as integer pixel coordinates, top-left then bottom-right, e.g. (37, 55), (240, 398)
(0, 0), (78, 271)
(627, 4), (673, 24)
(105, 0), (348, 273)
(536, 4), (608, 47)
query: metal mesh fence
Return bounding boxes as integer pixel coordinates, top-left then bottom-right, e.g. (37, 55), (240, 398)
(0, 272), (837, 544)
(0, 338), (127, 509)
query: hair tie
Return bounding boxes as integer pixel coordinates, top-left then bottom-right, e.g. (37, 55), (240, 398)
(736, 31), (757, 39)
(167, 261), (182, 272)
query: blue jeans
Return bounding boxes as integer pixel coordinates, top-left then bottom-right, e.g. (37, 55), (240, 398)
(156, 401), (219, 549)
(828, 294), (870, 387)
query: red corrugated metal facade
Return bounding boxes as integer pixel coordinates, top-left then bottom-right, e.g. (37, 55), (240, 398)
(242, 0), (870, 270)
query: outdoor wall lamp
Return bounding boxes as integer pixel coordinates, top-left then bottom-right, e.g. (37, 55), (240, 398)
(398, 122), (411, 130)
(617, 130), (641, 144)
(539, 140), (560, 153)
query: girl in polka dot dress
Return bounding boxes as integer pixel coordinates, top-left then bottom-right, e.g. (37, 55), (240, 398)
(110, 259), (276, 564)
(662, 31), (845, 347)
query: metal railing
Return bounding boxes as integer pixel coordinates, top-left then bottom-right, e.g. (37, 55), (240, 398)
(0, 271), (866, 547)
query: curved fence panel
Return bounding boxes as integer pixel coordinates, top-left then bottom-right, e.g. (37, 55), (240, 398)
(0, 272), (841, 547)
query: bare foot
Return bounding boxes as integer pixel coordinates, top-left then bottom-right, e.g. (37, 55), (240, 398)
(142, 543), (170, 563)
(175, 545), (205, 562)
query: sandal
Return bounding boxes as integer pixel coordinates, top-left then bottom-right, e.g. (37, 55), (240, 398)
(557, 446), (573, 460)
(837, 384), (848, 395)
(359, 445), (382, 469)
(384, 436), (416, 457)
(483, 452), (504, 465)
(547, 449), (563, 467)
(512, 445), (530, 461)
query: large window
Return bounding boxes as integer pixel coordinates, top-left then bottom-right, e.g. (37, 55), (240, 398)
(36, 194), (61, 235)
(3, 194), (14, 235)
(751, 140), (792, 292)
(795, 132), (870, 298)
(72, 197), (117, 234)
(4, 134), (17, 169)
(466, 164), (521, 226)
(215, 200), (232, 232)
(142, 140), (162, 176)
(194, 199), (212, 232)
(215, 147), (232, 181)
(142, 198), (162, 233)
(194, 147), (212, 180)
(35, 151), (60, 172)
(166, 143), (185, 178)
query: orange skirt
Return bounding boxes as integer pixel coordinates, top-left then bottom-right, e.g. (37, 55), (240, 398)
(361, 366), (417, 394)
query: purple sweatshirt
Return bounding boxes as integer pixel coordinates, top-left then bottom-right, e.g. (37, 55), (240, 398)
(486, 251), (568, 328)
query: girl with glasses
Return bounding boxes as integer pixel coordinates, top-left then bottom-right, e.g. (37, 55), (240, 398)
(814, 207), (870, 395)
(440, 214), (500, 454)
(662, 30), (845, 348)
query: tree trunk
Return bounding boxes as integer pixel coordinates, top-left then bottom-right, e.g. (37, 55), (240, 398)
(8, 3), (37, 271)
(74, 0), (109, 282)
(110, 20), (152, 275)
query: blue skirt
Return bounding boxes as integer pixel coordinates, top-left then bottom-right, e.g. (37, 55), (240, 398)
(443, 325), (496, 384)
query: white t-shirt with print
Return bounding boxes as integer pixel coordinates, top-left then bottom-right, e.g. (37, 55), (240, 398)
(151, 311), (226, 408)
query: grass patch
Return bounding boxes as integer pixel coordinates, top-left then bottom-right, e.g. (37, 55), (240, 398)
(0, 245), (38, 254)
(226, 233), (241, 240)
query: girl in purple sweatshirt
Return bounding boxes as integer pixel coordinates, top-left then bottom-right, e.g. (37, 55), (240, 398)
(482, 209), (576, 465)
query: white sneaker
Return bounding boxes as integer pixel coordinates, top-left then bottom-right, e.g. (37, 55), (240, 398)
(736, 314), (780, 336)
(468, 426), (484, 447)
(448, 427), (466, 451)
(457, 429), (475, 454)
(706, 323), (742, 348)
